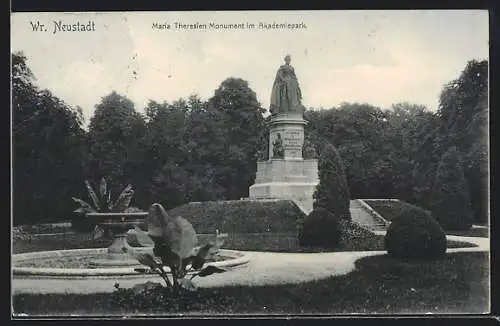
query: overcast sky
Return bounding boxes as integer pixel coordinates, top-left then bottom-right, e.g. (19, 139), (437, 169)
(11, 10), (488, 123)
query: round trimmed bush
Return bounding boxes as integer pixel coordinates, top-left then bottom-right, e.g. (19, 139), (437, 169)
(385, 204), (446, 260)
(299, 207), (341, 248)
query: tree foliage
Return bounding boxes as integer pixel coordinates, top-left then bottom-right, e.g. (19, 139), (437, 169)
(206, 78), (267, 200)
(12, 54), (488, 227)
(12, 52), (87, 225)
(87, 91), (148, 206)
(435, 60), (488, 223)
(429, 146), (474, 230)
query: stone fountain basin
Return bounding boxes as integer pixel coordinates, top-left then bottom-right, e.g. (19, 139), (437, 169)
(12, 248), (249, 278)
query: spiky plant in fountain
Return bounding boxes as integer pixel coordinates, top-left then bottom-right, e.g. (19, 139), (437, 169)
(71, 177), (139, 238)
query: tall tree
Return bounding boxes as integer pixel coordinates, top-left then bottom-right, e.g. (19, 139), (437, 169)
(206, 77), (266, 199)
(183, 95), (227, 201)
(12, 51), (87, 224)
(143, 98), (191, 208)
(87, 91), (147, 206)
(436, 59), (488, 223)
(385, 103), (439, 203)
(429, 146), (474, 230)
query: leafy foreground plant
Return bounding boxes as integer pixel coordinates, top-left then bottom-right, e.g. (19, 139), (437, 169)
(113, 203), (228, 307)
(71, 177), (137, 235)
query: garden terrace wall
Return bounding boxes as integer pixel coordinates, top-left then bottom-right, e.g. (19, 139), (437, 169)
(363, 200), (425, 222)
(167, 200), (306, 234)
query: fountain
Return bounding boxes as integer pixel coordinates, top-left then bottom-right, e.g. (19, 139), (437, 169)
(12, 206), (250, 280)
(12, 180), (250, 294)
(86, 211), (149, 267)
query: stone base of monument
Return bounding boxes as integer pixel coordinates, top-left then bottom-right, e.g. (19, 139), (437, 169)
(248, 182), (317, 214)
(247, 109), (319, 215)
(253, 159), (319, 184)
(249, 158), (319, 214)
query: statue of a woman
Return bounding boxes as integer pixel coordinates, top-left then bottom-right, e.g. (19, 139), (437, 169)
(269, 54), (304, 115)
(272, 133), (285, 159)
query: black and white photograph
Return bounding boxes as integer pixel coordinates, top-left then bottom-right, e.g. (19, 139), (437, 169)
(11, 10), (490, 317)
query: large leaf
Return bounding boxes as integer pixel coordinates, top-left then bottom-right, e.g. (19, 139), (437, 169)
(147, 203), (170, 239)
(113, 184), (134, 212)
(99, 177), (107, 198)
(205, 233), (227, 261)
(107, 190), (113, 211)
(133, 225), (155, 247)
(73, 207), (93, 215)
(84, 180), (101, 211)
(196, 265), (226, 277)
(72, 197), (97, 213)
(133, 253), (160, 270)
(165, 216), (197, 259)
(191, 243), (212, 270)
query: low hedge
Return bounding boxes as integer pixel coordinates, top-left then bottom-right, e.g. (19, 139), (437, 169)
(167, 200), (305, 234)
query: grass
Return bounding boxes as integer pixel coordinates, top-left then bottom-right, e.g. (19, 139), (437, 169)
(13, 235), (113, 254)
(14, 223), (72, 235)
(13, 252), (489, 315)
(364, 200), (414, 222)
(13, 228), (476, 255)
(446, 228), (489, 238)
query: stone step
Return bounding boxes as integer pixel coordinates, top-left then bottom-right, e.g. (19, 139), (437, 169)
(357, 223), (387, 232)
(349, 200), (363, 208)
(349, 208), (377, 225)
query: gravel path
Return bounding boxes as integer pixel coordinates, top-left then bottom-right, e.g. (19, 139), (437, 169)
(12, 234), (489, 295)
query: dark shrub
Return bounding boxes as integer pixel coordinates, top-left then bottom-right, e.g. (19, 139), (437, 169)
(429, 146), (474, 231)
(299, 207), (341, 248)
(338, 220), (382, 251)
(168, 200), (305, 234)
(312, 139), (351, 220)
(385, 203), (446, 260)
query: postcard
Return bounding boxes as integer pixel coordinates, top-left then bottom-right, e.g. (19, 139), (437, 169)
(11, 10), (490, 317)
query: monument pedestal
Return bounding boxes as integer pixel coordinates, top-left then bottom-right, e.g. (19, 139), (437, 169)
(248, 113), (318, 214)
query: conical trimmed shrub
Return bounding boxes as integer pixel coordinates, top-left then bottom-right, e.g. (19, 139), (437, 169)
(313, 139), (351, 220)
(430, 146), (474, 231)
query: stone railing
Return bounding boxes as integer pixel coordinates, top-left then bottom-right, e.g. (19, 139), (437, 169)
(355, 199), (392, 227)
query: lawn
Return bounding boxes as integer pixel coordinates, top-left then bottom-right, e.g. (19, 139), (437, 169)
(13, 228), (476, 255)
(364, 200), (415, 222)
(364, 200), (489, 238)
(445, 228), (489, 238)
(13, 252), (489, 315)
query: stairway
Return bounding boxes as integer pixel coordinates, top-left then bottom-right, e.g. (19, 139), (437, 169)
(349, 200), (387, 232)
